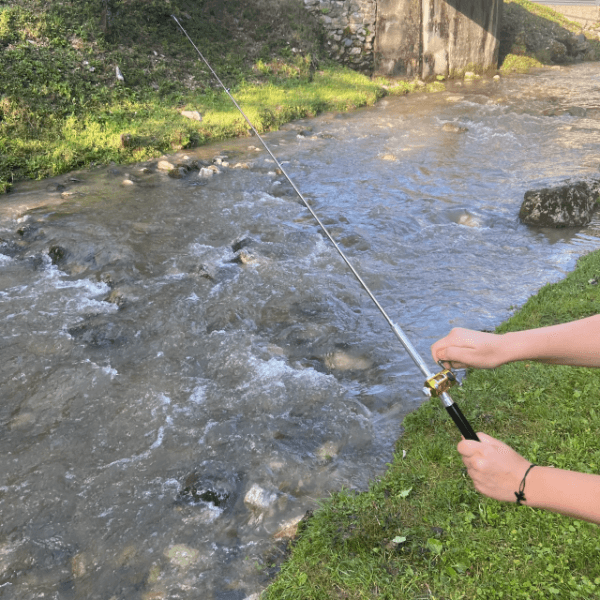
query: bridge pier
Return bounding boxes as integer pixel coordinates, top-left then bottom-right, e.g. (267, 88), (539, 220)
(374, 0), (503, 78)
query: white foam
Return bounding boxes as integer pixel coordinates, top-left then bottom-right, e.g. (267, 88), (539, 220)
(189, 385), (207, 404)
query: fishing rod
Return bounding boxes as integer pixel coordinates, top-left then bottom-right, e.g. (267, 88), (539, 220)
(171, 15), (479, 442)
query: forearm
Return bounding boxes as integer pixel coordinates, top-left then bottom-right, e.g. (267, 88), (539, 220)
(501, 315), (600, 367)
(524, 466), (600, 524)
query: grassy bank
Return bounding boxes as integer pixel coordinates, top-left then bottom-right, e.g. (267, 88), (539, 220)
(263, 251), (600, 599)
(0, 0), (441, 194)
(500, 0), (600, 73)
(2, 0), (599, 194)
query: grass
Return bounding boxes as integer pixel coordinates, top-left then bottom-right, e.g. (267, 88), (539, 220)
(262, 251), (600, 599)
(500, 0), (600, 73)
(0, 0), (444, 195)
(4, 0), (598, 195)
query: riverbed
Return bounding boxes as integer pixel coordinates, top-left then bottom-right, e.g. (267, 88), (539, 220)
(1, 63), (599, 600)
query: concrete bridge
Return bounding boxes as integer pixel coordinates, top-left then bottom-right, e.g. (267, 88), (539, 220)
(304, 0), (503, 78)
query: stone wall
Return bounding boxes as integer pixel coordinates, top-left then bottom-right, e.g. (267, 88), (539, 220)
(303, 0), (378, 72)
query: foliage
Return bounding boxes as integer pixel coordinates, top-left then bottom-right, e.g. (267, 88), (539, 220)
(0, 0), (445, 194)
(264, 249), (600, 599)
(499, 0), (600, 70)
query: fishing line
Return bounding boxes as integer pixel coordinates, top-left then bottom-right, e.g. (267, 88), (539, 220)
(171, 15), (478, 441)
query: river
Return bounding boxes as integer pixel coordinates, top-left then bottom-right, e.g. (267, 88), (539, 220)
(1, 62), (600, 600)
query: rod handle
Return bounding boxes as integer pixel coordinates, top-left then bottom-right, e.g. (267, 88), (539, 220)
(445, 403), (479, 441)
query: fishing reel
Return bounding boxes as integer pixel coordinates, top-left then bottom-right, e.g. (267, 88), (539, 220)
(422, 361), (459, 398)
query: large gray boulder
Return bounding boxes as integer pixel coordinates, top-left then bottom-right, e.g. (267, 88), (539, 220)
(519, 179), (600, 227)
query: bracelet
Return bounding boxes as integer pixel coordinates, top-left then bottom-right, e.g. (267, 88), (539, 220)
(515, 464), (536, 505)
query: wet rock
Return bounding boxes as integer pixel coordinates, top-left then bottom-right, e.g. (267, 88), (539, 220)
(68, 320), (125, 348)
(520, 179), (600, 227)
(177, 471), (236, 509)
(48, 245), (68, 265)
(104, 289), (126, 307)
(164, 544), (199, 569)
(71, 553), (88, 578)
(168, 167), (187, 179)
(442, 123), (468, 133)
(231, 237), (255, 253)
(324, 350), (372, 371)
(193, 264), (215, 280)
(230, 249), (256, 265)
(157, 160), (176, 172)
(213, 155), (229, 166)
(60, 190), (84, 199)
(17, 223), (41, 239)
(316, 440), (340, 461)
(244, 484), (278, 512)
(199, 165), (221, 179)
(273, 516), (304, 540)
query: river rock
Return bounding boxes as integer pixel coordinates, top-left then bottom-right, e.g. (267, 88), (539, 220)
(164, 544), (199, 569)
(157, 160), (176, 172)
(442, 123), (468, 133)
(168, 167), (187, 179)
(519, 179), (600, 227)
(244, 483), (278, 512)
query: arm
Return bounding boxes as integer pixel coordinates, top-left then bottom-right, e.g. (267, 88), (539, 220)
(431, 315), (600, 369)
(458, 433), (600, 524)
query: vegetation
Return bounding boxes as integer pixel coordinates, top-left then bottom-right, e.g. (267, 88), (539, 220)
(0, 0), (442, 194)
(1, 0), (599, 193)
(500, 0), (600, 73)
(263, 250), (600, 599)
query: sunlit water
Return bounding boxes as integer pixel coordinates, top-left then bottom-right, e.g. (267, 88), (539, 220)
(1, 63), (600, 599)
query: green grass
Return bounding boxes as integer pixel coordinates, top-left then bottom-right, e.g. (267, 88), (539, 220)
(2, 0), (599, 194)
(0, 0), (444, 195)
(500, 0), (600, 73)
(263, 251), (600, 599)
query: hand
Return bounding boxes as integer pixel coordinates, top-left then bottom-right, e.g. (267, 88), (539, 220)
(431, 327), (507, 369)
(457, 433), (531, 503)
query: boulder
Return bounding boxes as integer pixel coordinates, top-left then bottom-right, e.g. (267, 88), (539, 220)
(519, 179), (600, 227)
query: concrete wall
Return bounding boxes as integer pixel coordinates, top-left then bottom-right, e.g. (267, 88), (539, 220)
(374, 0), (503, 78)
(303, 0), (502, 78)
(422, 0), (503, 78)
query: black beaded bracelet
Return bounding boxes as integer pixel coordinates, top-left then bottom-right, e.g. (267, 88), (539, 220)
(515, 464), (537, 505)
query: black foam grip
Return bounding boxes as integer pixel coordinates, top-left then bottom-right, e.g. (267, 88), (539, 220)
(446, 403), (479, 441)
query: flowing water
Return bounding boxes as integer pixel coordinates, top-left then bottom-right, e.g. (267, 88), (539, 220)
(1, 63), (600, 599)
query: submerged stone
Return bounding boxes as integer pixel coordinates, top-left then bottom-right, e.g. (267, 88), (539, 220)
(244, 483), (278, 512)
(164, 544), (199, 569)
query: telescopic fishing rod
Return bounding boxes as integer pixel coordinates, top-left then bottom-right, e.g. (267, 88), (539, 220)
(171, 15), (479, 442)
